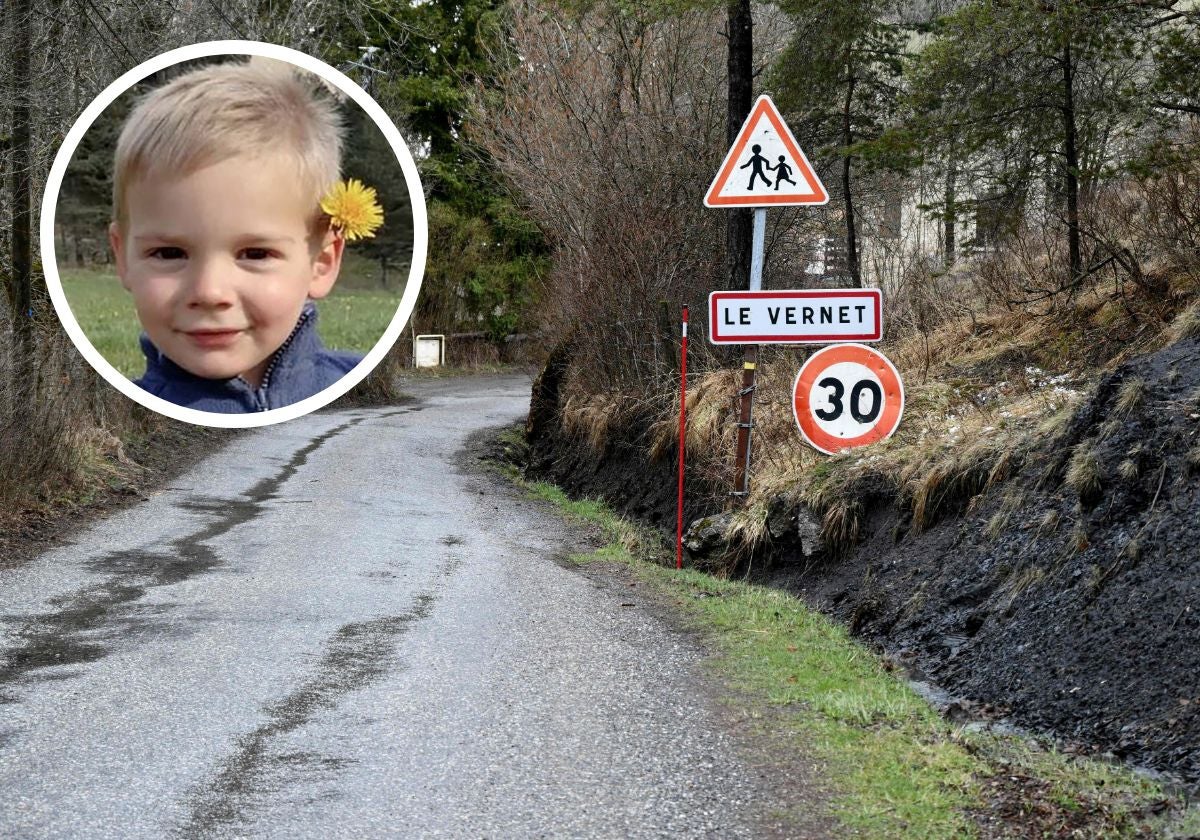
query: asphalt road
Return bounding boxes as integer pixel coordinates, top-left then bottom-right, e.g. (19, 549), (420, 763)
(0, 375), (804, 839)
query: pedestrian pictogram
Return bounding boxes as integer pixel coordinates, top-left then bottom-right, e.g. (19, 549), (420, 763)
(793, 344), (904, 455)
(772, 157), (797, 190)
(705, 95), (828, 208)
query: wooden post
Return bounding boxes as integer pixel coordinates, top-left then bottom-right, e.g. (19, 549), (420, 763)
(732, 346), (757, 497)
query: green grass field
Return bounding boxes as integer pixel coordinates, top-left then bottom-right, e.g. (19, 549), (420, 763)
(58, 262), (406, 379)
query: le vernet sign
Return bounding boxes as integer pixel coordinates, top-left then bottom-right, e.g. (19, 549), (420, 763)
(692, 92), (901, 493)
(708, 289), (882, 344)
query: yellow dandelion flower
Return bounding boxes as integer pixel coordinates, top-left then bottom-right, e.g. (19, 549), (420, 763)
(320, 178), (384, 242)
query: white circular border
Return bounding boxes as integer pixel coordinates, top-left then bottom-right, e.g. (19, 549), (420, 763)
(803, 359), (885, 440)
(40, 40), (428, 428)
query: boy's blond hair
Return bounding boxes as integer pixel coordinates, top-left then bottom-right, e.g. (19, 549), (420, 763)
(112, 56), (343, 229)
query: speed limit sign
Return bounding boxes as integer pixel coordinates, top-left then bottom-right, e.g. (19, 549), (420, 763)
(793, 343), (904, 455)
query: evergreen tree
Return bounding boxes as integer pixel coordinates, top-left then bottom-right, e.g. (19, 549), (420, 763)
(327, 0), (547, 342)
(1149, 6), (1200, 120)
(770, 0), (906, 288)
(342, 105), (415, 289)
(903, 0), (1166, 282)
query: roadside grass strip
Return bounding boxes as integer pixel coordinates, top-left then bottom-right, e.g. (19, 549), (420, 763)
(515, 475), (1197, 839)
(674, 571), (979, 838)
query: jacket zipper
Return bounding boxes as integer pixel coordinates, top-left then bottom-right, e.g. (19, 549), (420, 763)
(253, 307), (315, 411)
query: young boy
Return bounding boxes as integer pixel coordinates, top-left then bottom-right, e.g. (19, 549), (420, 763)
(109, 57), (379, 413)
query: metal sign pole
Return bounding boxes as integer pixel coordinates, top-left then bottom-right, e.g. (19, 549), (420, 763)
(733, 208), (767, 497)
(748, 208), (767, 292)
(704, 95), (828, 498)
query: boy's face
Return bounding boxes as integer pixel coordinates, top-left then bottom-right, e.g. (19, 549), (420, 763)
(110, 155), (343, 388)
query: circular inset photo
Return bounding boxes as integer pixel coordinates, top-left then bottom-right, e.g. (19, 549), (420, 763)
(41, 40), (427, 428)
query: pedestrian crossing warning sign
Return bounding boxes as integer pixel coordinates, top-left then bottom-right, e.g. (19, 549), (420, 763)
(704, 95), (829, 208)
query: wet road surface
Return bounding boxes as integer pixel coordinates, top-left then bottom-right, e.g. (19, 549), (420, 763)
(0, 375), (803, 838)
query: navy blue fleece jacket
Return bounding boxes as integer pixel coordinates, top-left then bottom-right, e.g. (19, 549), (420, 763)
(134, 302), (362, 413)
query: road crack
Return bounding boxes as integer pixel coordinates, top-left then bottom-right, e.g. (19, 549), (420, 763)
(0, 418), (364, 698)
(179, 593), (437, 838)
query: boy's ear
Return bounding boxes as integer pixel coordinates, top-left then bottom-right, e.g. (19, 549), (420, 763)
(109, 222), (131, 289)
(308, 227), (344, 300)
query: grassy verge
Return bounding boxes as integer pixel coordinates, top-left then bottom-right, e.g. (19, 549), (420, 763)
(58, 268), (144, 377)
(492, 436), (1197, 838)
(59, 267), (402, 378)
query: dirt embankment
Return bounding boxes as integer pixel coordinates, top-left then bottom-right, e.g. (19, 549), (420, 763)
(525, 338), (725, 531)
(525, 337), (1200, 790)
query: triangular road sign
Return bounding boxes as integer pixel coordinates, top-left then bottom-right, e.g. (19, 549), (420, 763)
(704, 94), (828, 208)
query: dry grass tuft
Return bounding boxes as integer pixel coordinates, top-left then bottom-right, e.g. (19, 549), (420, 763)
(646, 417), (676, 463)
(798, 472), (839, 515)
(984, 510), (1007, 541)
(1115, 377), (1147, 416)
(908, 442), (999, 532)
(1169, 299), (1200, 343)
(559, 392), (631, 452)
(822, 498), (862, 558)
(725, 503), (772, 556)
(1037, 508), (1061, 537)
(1096, 418), (1122, 442)
(688, 371), (739, 445)
(985, 489), (1024, 540)
(651, 368), (745, 468)
(995, 565), (1045, 613)
(1065, 444), (1103, 505)
(1037, 402), (1079, 441)
(986, 449), (1020, 488)
(1117, 459), (1140, 482)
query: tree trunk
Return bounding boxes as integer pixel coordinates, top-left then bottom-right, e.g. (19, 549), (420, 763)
(944, 154), (957, 267)
(380, 255), (389, 289)
(842, 68), (861, 288)
(657, 299), (678, 376)
(726, 0), (752, 291)
(8, 0), (34, 372)
(1061, 41), (1082, 279)
(727, 0), (757, 498)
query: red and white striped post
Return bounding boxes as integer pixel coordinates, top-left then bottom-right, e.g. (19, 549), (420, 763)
(676, 305), (689, 570)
